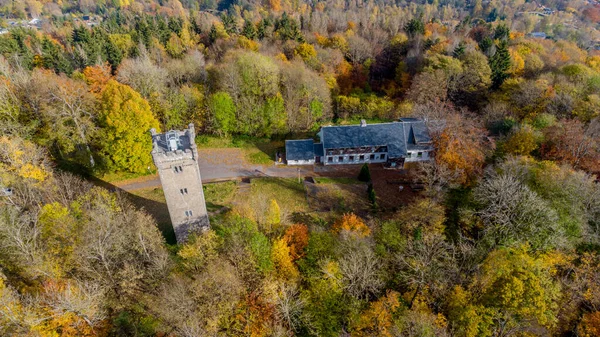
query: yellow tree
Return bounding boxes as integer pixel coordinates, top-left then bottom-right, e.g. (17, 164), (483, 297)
(271, 238), (299, 280)
(96, 80), (160, 173)
(0, 135), (51, 183)
(503, 124), (538, 156)
(447, 245), (561, 337)
(351, 290), (402, 336)
(264, 199), (281, 232)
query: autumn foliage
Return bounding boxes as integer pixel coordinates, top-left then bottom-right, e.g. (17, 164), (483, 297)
(332, 213), (371, 237)
(433, 113), (488, 184)
(282, 224), (309, 261)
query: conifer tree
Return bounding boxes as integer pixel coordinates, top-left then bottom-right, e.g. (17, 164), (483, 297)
(242, 20), (257, 40)
(358, 163), (371, 182)
(489, 40), (511, 89)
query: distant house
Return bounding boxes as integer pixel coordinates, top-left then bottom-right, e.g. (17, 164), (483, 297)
(285, 118), (434, 168)
(530, 32), (547, 39)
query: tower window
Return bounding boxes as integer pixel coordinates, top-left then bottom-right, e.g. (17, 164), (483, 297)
(184, 210), (193, 217)
(174, 167), (179, 173)
(184, 188), (188, 194)
(180, 188), (188, 195)
(180, 189), (184, 195)
(179, 166), (183, 172)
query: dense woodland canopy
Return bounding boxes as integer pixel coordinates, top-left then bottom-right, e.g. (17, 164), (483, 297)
(0, 0), (600, 336)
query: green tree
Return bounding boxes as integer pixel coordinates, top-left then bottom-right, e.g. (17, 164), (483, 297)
(96, 80), (160, 173)
(265, 199), (281, 229)
(208, 91), (236, 136)
(358, 163), (371, 182)
(404, 17), (425, 37)
(503, 124), (538, 156)
(489, 40), (511, 89)
(241, 20), (257, 39)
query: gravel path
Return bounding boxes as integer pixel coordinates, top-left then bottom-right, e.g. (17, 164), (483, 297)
(116, 148), (315, 191)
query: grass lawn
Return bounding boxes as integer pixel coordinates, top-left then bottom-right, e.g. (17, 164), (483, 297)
(196, 135), (283, 165)
(203, 181), (237, 211)
(233, 178), (309, 223)
(315, 177), (362, 184)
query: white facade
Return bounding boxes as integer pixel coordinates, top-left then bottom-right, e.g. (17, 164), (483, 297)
(287, 159), (315, 166)
(404, 150), (431, 162)
(324, 152), (387, 165)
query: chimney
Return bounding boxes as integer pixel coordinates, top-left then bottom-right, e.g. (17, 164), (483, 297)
(360, 119), (367, 127)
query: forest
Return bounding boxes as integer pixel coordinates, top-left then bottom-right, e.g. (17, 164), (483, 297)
(0, 0), (600, 336)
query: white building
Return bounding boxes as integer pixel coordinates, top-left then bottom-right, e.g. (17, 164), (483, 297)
(285, 118), (433, 168)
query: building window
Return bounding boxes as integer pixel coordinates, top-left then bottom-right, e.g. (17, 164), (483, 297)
(407, 152), (412, 158)
(349, 155), (354, 161)
(328, 157), (333, 163)
(174, 167), (179, 173)
(359, 155), (365, 161)
(179, 166), (183, 171)
(380, 154), (385, 160)
(370, 154), (375, 160)
(417, 152), (423, 158)
(180, 189), (184, 195)
(184, 188), (188, 194)
(180, 188), (188, 195)
(339, 156), (344, 162)
(185, 210), (193, 217)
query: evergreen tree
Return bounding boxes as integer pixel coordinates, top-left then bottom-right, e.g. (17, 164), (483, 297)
(41, 37), (72, 74)
(404, 17), (425, 37)
(489, 40), (511, 89)
(105, 38), (123, 73)
(486, 8), (498, 22)
(221, 14), (237, 34)
(241, 20), (257, 40)
(494, 23), (510, 41)
(257, 19), (269, 39)
(478, 37), (494, 56)
(358, 163), (371, 182)
(209, 24), (218, 44)
(452, 42), (466, 59)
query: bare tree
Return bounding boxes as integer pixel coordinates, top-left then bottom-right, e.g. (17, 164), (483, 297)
(272, 283), (305, 332)
(415, 160), (462, 200)
(474, 169), (563, 250)
(337, 239), (383, 300)
(346, 35), (372, 66)
(117, 52), (168, 98)
(396, 234), (457, 308)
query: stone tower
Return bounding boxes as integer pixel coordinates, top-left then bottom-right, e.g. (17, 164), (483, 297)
(150, 124), (209, 243)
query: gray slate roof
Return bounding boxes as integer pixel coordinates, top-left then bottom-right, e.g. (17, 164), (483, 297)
(286, 139), (315, 161)
(152, 129), (193, 153)
(314, 143), (324, 157)
(319, 120), (432, 158)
